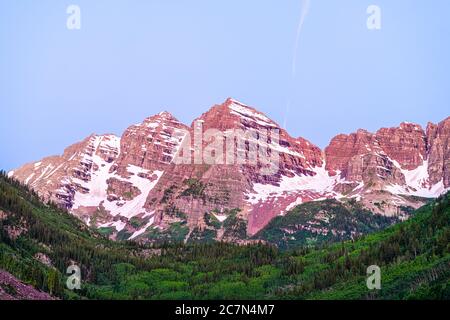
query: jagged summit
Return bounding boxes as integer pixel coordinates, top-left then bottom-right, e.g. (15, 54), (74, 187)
(157, 110), (179, 120)
(191, 98), (284, 143)
(138, 110), (183, 128)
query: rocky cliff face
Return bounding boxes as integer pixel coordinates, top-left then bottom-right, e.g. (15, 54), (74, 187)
(426, 118), (450, 187)
(324, 118), (450, 216)
(8, 99), (450, 241)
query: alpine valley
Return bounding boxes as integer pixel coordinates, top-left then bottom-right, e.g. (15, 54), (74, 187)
(7, 98), (450, 246)
(1, 98), (450, 300)
(1, 168), (449, 299)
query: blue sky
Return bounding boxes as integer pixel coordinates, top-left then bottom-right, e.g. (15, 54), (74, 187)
(1, 0), (449, 171)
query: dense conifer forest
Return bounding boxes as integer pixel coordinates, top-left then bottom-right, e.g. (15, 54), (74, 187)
(0, 171), (449, 299)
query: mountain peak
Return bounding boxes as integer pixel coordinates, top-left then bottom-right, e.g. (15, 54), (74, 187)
(222, 98), (279, 127)
(137, 111), (183, 130)
(399, 121), (423, 131)
(224, 97), (247, 106)
(158, 110), (176, 118)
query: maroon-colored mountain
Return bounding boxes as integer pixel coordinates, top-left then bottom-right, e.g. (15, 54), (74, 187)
(9, 98), (450, 241)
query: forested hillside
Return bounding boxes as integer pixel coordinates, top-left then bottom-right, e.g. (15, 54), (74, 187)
(0, 171), (150, 298)
(254, 199), (402, 249)
(0, 171), (449, 300)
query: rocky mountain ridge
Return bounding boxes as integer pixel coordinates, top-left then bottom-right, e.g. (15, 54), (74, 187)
(9, 98), (450, 242)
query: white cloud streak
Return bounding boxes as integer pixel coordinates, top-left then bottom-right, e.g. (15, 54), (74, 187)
(284, 0), (311, 130)
(291, 0), (311, 78)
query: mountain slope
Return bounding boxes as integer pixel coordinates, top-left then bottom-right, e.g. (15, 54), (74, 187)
(0, 171), (152, 299)
(0, 269), (55, 300)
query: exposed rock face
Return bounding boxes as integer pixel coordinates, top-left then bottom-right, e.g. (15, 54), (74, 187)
(426, 117), (450, 187)
(0, 269), (55, 300)
(376, 123), (427, 170)
(325, 118), (449, 206)
(115, 112), (189, 173)
(8, 99), (450, 241)
(189, 99), (325, 235)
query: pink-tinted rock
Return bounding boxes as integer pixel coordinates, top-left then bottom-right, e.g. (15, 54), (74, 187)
(9, 99), (450, 239)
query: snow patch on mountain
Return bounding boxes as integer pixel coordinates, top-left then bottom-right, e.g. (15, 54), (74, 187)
(213, 213), (228, 222)
(24, 173), (35, 185)
(285, 198), (303, 212)
(228, 100), (277, 128)
(103, 166), (164, 219)
(72, 155), (112, 208)
(247, 164), (343, 205)
(31, 165), (53, 187)
(71, 135), (163, 220)
(386, 159), (449, 198)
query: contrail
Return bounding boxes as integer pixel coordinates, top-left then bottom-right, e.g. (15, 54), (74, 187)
(292, 0), (311, 78)
(283, 0), (311, 129)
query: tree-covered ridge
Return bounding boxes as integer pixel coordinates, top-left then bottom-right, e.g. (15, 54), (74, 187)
(0, 171), (449, 300)
(254, 199), (402, 249)
(279, 193), (450, 299)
